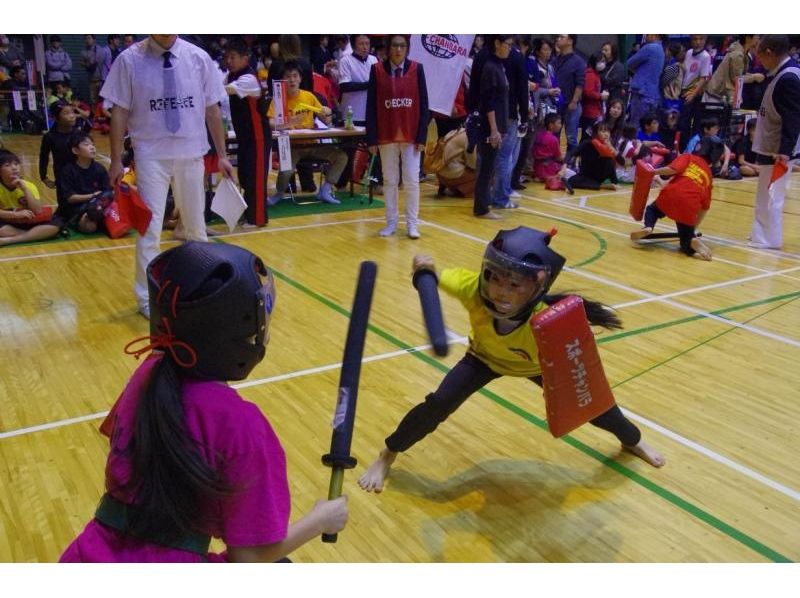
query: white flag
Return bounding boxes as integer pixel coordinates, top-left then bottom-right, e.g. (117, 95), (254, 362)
(409, 35), (474, 117)
(210, 178), (247, 232)
(12, 91), (23, 111)
(27, 91), (37, 111)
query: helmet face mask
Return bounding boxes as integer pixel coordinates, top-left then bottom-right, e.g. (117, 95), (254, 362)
(147, 242), (277, 381)
(479, 227), (566, 320)
(481, 253), (549, 319)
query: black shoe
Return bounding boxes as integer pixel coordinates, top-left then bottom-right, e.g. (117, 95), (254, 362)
(437, 184), (446, 197)
(563, 177), (574, 195)
(511, 182), (526, 190)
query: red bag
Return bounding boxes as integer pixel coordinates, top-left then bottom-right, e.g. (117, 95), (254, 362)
(5, 205), (55, 225)
(629, 159), (655, 221)
(103, 200), (132, 239)
(531, 295), (616, 438)
(115, 183), (152, 235)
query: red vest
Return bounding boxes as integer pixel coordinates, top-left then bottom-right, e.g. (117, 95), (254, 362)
(375, 61), (421, 145)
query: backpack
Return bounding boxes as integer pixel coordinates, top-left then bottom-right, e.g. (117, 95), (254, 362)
(424, 127), (465, 175)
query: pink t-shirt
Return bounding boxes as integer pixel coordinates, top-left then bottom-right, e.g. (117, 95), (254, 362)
(533, 130), (563, 180)
(60, 355), (291, 562)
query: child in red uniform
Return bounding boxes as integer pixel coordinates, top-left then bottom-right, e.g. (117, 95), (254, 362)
(630, 137), (723, 260)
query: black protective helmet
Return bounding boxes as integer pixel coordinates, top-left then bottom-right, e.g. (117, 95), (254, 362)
(693, 135), (725, 166)
(480, 226), (566, 320)
(146, 241), (276, 381)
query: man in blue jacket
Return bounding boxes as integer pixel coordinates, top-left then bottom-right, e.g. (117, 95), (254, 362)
(627, 35), (664, 133)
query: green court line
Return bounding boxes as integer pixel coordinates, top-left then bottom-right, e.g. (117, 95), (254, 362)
(269, 267), (793, 563)
(610, 293), (800, 391)
(597, 290), (800, 345)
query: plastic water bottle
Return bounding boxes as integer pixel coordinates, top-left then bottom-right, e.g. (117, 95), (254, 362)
(344, 105), (354, 130)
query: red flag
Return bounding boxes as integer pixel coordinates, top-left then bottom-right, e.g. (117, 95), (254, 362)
(769, 158), (789, 190)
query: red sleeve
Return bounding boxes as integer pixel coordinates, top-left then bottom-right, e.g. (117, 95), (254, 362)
(669, 153), (690, 175)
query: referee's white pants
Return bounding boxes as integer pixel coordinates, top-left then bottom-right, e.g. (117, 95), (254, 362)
(134, 157), (207, 307)
(379, 142), (420, 229)
(750, 162), (792, 249)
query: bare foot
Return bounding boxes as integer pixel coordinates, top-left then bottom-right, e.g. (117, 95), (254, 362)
(624, 440), (666, 468)
(691, 238), (712, 261)
(358, 448), (397, 493)
(630, 226), (653, 241)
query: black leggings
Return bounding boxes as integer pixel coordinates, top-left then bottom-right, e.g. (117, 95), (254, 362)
(385, 353), (641, 453)
(644, 202), (697, 256)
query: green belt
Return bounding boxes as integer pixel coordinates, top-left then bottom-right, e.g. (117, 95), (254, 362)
(94, 493), (211, 557)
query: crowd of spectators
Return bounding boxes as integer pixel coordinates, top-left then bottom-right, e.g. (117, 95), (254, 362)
(1, 33), (798, 246)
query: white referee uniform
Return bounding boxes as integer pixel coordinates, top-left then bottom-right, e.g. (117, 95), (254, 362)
(101, 37), (227, 310)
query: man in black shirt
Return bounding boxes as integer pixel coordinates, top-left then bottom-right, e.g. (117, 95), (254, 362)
(474, 35), (513, 219)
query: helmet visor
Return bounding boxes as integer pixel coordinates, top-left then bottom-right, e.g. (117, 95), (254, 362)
(481, 248), (550, 318)
(254, 263), (277, 347)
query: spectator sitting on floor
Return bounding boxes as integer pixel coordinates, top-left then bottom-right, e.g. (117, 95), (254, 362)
(427, 127), (476, 198)
(565, 121), (619, 192)
(637, 114), (666, 148)
(736, 118), (761, 177)
(532, 113), (574, 185)
(684, 116), (731, 176)
(0, 150), (60, 247)
(266, 61), (346, 206)
(47, 81), (71, 108)
(57, 132), (112, 234)
(616, 124), (646, 183)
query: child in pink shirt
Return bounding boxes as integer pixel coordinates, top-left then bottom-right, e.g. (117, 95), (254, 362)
(533, 113), (575, 186)
(60, 242), (348, 562)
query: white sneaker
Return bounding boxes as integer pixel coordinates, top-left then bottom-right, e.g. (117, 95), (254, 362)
(509, 191), (522, 198)
(267, 193), (282, 206)
(407, 225), (420, 239)
(317, 184), (341, 204)
(379, 225), (396, 237)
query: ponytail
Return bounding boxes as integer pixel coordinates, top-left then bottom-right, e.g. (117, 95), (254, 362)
(543, 293), (623, 330)
(125, 354), (230, 543)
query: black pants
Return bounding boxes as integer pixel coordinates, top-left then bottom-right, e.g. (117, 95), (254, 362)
(678, 96), (702, 152)
(474, 141), (497, 215)
(644, 203), (697, 256)
(385, 352), (641, 453)
(512, 121), (535, 185)
(236, 137), (270, 224)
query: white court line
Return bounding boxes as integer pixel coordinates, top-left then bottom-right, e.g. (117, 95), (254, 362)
(512, 201), (800, 281)
(611, 265), (800, 309)
(421, 218), (800, 502)
(0, 337), (468, 441)
(0, 411), (111, 440)
(536, 192), (800, 262)
(620, 408), (800, 502)
(3, 207), (798, 506)
(0, 216), (383, 264)
(423, 219), (800, 347)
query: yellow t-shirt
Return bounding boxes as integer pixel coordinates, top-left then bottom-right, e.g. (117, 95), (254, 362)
(267, 89), (322, 130)
(440, 267), (547, 377)
(0, 180), (41, 210)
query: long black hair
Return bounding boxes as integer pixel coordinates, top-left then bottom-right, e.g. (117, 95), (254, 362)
(543, 293), (623, 330)
(119, 354), (231, 543)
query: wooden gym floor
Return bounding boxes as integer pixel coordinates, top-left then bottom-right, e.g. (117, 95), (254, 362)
(0, 133), (798, 562)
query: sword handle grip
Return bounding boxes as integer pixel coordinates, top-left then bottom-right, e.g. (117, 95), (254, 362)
(322, 467), (344, 543)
